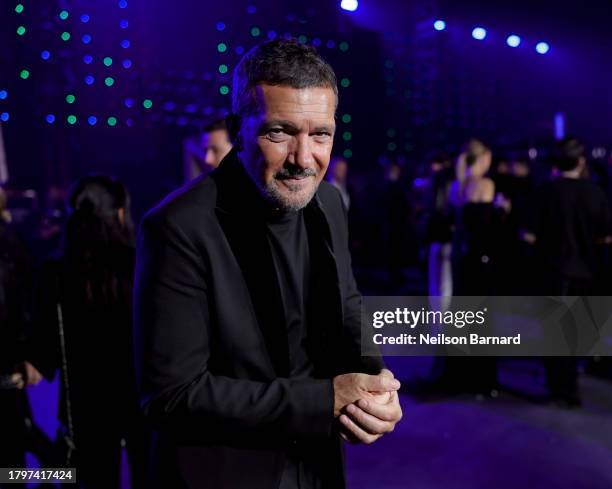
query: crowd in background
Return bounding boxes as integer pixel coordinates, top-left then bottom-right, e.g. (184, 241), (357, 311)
(1, 124), (612, 486)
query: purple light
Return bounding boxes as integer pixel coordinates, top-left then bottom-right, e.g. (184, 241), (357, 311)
(88, 116), (97, 126)
(1, 113), (10, 122)
(82, 34), (92, 44)
(40, 50), (51, 60)
(120, 19), (129, 29)
(433, 20), (446, 31)
(124, 98), (134, 108)
(122, 59), (132, 69)
(267, 30), (277, 40)
(84, 75), (94, 85)
(121, 39), (130, 49)
(506, 35), (521, 48)
(80, 14), (90, 23)
(0, 90), (7, 100)
(472, 27), (487, 40)
(46, 114), (55, 124)
(340, 0), (358, 12)
(246, 5), (256, 14)
(118, 0), (128, 9)
(326, 40), (335, 49)
(83, 54), (93, 64)
(216, 21), (225, 31)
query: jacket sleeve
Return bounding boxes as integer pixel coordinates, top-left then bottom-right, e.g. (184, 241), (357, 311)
(133, 212), (333, 443)
(335, 191), (386, 375)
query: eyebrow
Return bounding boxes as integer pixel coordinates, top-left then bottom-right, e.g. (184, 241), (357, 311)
(259, 119), (336, 134)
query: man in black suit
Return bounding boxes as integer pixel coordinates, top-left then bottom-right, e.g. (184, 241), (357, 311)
(133, 39), (402, 489)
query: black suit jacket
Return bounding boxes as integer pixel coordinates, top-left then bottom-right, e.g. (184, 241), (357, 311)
(133, 150), (384, 489)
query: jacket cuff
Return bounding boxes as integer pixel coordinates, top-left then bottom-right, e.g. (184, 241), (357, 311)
(289, 378), (334, 439)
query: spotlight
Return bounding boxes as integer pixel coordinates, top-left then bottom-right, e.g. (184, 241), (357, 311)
(84, 75), (95, 85)
(88, 116), (97, 126)
(472, 27), (487, 40)
(0, 90), (7, 99)
(536, 42), (550, 54)
(40, 50), (51, 60)
(506, 35), (521, 47)
(46, 114), (55, 124)
(1, 113), (9, 122)
(434, 20), (446, 31)
(340, 0), (358, 12)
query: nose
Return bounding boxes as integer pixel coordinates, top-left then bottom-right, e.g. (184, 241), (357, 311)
(288, 134), (315, 169)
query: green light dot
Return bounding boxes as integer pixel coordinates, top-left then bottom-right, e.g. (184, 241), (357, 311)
(341, 114), (351, 124)
(15, 4), (24, 14)
(219, 85), (229, 95)
(103, 57), (113, 67)
(61, 31), (71, 42)
(340, 78), (350, 88)
(104, 77), (115, 87)
(143, 99), (153, 109)
(65, 94), (76, 104)
(387, 128), (396, 138)
(387, 142), (397, 151)
(16, 26), (26, 36)
(19, 69), (29, 80)
(342, 131), (352, 141)
(218, 64), (228, 74)
(343, 149), (353, 158)
(59, 10), (69, 20)
(217, 42), (227, 53)
(250, 27), (261, 37)
(339, 41), (349, 52)
(67, 115), (77, 125)
(298, 35), (307, 43)
(107, 117), (117, 127)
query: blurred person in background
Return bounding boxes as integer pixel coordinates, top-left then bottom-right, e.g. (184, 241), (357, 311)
(442, 140), (511, 395)
(0, 186), (44, 468)
(425, 152), (454, 309)
(528, 137), (612, 406)
(28, 176), (148, 488)
(383, 159), (412, 290)
(327, 156), (351, 210)
(183, 118), (233, 181)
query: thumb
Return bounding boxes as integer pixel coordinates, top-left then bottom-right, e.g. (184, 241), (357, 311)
(379, 369), (395, 379)
(364, 374), (400, 392)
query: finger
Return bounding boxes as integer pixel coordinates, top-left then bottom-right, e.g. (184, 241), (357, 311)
(339, 414), (381, 445)
(356, 394), (402, 423)
(379, 369), (395, 379)
(345, 403), (394, 435)
(362, 374), (400, 393)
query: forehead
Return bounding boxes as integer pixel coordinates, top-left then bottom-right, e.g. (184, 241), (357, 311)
(253, 84), (336, 122)
(202, 129), (228, 145)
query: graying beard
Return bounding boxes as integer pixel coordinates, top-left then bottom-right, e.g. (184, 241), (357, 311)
(263, 179), (318, 211)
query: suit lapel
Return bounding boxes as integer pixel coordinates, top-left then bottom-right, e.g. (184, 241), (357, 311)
(214, 152), (289, 377)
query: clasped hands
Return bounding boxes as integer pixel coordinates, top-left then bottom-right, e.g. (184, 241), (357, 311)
(333, 368), (402, 445)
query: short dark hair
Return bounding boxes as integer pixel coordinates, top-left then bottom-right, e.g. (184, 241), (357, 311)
(202, 118), (227, 134)
(554, 137), (584, 171)
(232, 39), (338, 118)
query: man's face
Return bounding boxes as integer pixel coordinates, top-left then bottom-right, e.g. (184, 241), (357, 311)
(239, 84), (336, 211)
(202, 129), (232, 170)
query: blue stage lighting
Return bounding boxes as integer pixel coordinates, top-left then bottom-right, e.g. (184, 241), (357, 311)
(472, 27), (487, 40)
(1, 113), (9, 122)
(118, 0), (128, 8)
(88, 116), (97, 126)
(216, 22), (225, 31)
(0, 90), (7, 100)
(536, 42), (550, 54)
(340, 0), (358, 12)
(80, 14), (90, 23)
(506, 35), (521, 47)
(41, 50), (51, 60)
(121, 39), (130, 49)
(83, 55), (93, 64)
(46, 114), (55, 124)
(434, 20), (446, 31)
(120, 19), (129, 29)
(82, 34), (92, 44)
(123, 59), (132, 69)
(84, 75), (94, 85)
